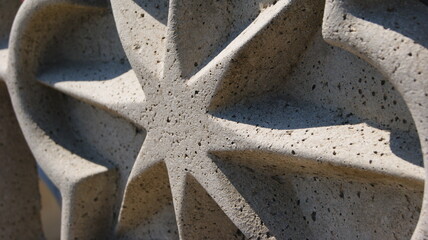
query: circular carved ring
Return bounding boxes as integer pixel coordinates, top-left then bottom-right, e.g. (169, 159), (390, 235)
(0, 0), (427, 239)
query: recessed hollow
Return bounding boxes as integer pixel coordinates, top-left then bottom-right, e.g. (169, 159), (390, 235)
(111, 0), (170, 79)
(40, 89), (145, 210)
(36, 5), (145, 121)
(117, 161), (178, 240)
(177, 174), (247, 240)
(173, 0), (281, 78)
(210, 151), (423, 239)
(283, 31), (423, 166)
(213, 30), (423, 169)
(284, 31), (420, 134)
(205, 0), (324, 110)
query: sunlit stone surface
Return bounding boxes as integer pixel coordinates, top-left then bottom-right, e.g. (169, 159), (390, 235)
(0, 0), (427, 239)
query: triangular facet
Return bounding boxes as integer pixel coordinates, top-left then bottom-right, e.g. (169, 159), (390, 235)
(178, 174), (247, 240)
(172, 0), (279, 78)
(117, 162), (178, 240)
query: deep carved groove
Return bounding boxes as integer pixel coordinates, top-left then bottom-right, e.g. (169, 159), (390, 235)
(210, 151), (423, 239)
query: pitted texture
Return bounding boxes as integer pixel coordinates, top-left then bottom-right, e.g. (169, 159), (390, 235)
(0, 0), (427, 239)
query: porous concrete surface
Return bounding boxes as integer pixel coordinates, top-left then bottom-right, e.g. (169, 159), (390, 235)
(0, 0), (427, 239)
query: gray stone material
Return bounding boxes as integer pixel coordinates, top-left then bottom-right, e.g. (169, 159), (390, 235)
(0, 0), (427, 239)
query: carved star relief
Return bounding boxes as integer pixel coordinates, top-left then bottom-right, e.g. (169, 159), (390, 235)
(4, 0), (426, 239)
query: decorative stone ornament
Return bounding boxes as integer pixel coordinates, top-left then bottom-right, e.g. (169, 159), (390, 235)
(0, 0), (426, 239)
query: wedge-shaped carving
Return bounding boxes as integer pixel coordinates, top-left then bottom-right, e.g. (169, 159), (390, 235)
(170, 0), (279, 78)
(40, 61), (144, 126)
(117, 161), (178, 240)
(111, 0), (169, 85)
(188, 0), (324, 110)
(211, 151), (423, 239)
(175, 174), (247, 240)
(284, 32), (419, 134)
(36, 5), (145, 126)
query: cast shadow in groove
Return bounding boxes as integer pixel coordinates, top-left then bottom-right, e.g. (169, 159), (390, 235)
(342, 0), (428, 49)
(209, 152), (313, 240)
(213, 94), (422, 167)
(131, 0), (169, 26)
